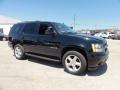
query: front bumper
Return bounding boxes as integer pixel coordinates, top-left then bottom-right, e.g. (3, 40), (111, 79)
(87, 49), (109, 70)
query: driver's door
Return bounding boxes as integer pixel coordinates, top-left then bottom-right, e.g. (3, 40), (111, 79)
(35, 22), (60, 58)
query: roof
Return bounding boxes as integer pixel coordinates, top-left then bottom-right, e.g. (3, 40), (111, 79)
(16, 21), (59, 25)
(0, 15), (21, 25)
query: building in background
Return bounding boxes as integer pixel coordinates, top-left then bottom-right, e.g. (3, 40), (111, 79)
(0, 15), (21, 39)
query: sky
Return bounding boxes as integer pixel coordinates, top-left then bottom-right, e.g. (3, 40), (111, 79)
(0, 0), (120, 29)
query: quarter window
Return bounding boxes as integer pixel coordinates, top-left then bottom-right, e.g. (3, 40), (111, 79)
(10, 24), (23, 34)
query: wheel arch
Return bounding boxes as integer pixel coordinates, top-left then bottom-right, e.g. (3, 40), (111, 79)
(61, 46), (88, 61)
(11, 41), (22, 49)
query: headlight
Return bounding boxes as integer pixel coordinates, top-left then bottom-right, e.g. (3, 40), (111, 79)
(91, 44), (104, 52)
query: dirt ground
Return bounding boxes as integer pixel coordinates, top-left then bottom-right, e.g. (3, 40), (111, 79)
(0, 40), (120, 90)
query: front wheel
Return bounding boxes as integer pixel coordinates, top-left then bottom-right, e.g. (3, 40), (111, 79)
(62, 51), (87, 75)
(14, 44), (26, 60)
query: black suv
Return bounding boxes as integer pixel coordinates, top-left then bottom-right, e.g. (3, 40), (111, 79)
(8, 21), (109, 75)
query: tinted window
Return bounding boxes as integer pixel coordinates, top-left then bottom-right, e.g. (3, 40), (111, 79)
(39, 23), (54, 35)
(10, 24), (23, 34)
(54, 23), (77, 34)
(24, 23), (37, 34)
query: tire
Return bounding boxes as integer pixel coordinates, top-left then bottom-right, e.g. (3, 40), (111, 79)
(14, 44), (26, 60)
(62, 51), (87, 75)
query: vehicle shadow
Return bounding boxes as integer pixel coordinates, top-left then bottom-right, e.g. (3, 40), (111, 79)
(27, 57), (108, 76)
(86, 63), (108, 76)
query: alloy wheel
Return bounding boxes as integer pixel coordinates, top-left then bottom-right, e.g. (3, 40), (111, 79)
(65, 55), (81, 72)
(15, 47), (22, 58)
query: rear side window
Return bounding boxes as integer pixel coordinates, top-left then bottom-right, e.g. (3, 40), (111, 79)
(23, 23), (37, 34)
(10, 24), (24, 34)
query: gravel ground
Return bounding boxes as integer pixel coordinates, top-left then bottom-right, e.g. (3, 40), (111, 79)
(0, 40), (120, 90)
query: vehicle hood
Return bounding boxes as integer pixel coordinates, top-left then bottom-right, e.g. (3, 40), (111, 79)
(66, 33), (106, 44)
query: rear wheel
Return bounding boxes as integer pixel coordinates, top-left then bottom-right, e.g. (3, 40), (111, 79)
(14, 44), (26, 60)
(62, 51), (87, 75)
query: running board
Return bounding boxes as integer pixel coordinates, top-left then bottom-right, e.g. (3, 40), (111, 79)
(25, 53), (60, 62)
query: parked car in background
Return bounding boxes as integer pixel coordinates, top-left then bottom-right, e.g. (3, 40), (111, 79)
(8, 21), (109, 75)
(0, 32), (8, 41)
(110, 31), (120, 40)
(94, 32), (108, 38)
(111, 34), (120, 40)
(3, 35), (9, 41)
(0, 32), (4, 41)
(108, 32), (115, 39)
(94, 32), (115, 39)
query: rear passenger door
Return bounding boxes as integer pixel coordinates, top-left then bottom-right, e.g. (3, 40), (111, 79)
(22, 22), (39, 53)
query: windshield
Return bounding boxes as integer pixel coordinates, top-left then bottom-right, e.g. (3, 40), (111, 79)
(54, 23), (77, 34)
